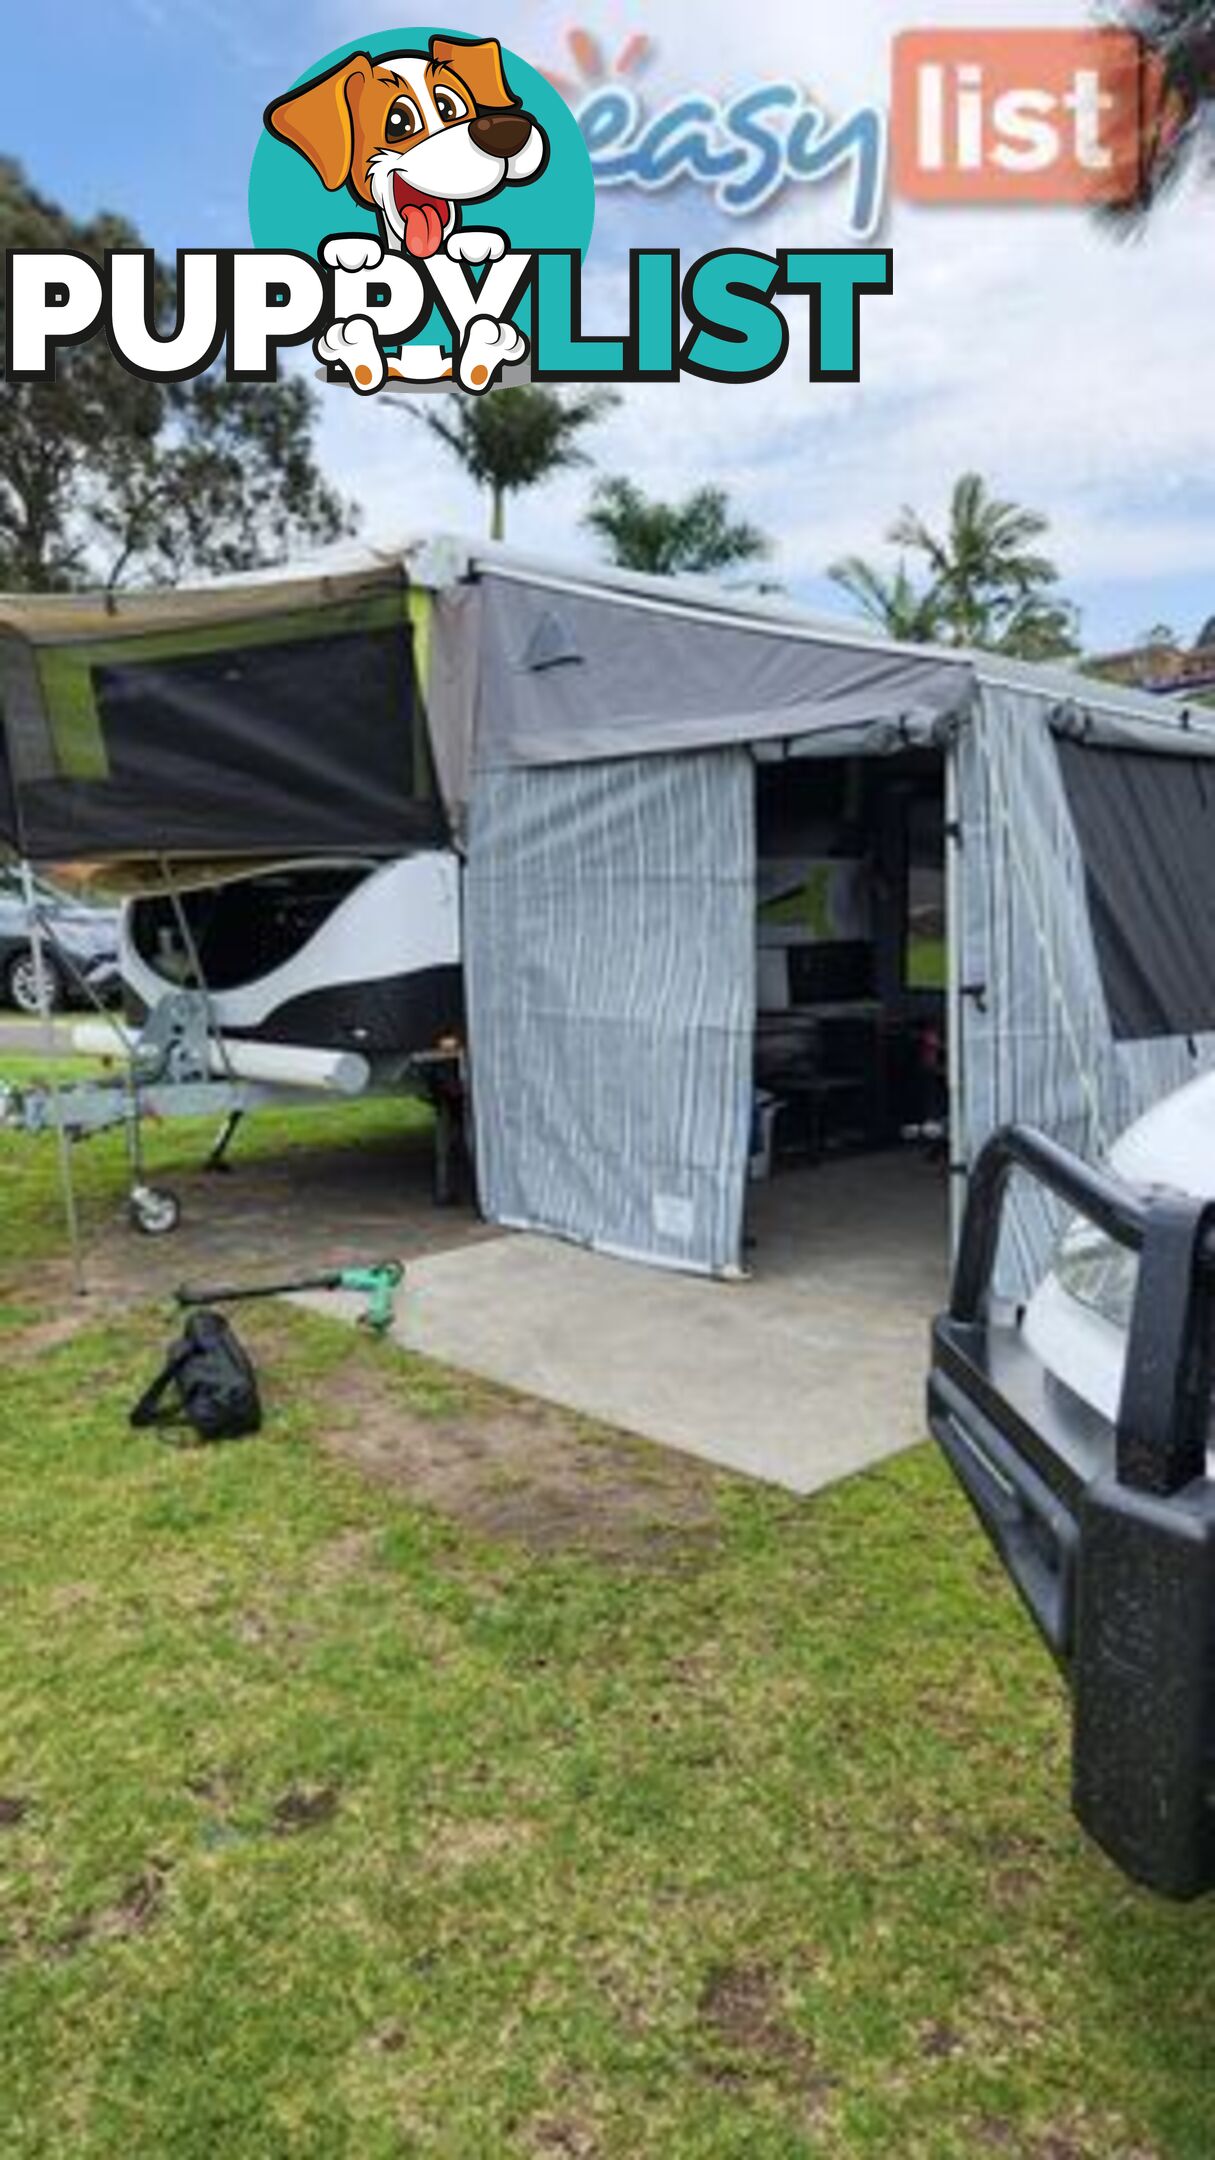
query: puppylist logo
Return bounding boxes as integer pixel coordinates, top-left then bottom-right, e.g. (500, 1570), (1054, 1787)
(250, 30), (602, 395)
(4, 28), (894, 399)
(3, 25), (1168, 401)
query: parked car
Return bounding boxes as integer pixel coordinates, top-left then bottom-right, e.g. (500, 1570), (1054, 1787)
(0, 867), (120, 1014)
(930, 1080), (1215, 1901)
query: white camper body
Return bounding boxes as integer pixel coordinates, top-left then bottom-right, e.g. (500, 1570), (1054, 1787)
(119, 851), (464, 1084)
(2, 848), (469, 1238)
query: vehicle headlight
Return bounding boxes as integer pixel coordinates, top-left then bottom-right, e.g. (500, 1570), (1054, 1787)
(1053, 1217), (1138, 1332)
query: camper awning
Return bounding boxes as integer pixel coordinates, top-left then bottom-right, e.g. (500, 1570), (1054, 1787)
(421, 544), (1215, 827)
(0, 561), (443, 865)
(448, 568), (973, 783)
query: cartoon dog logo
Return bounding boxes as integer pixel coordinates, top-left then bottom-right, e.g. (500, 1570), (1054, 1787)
(266, 35), (548, 394)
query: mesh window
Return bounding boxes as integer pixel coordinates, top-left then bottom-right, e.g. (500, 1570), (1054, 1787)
(8, 599), (443, 861)
(1057, 738), (1215, 1042)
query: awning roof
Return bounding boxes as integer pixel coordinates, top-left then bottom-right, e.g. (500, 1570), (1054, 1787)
(0, 545), (407, 645)
(419, 534), (1215, 725)
(416, 538), (1215, 818)
(6, 533), (1215, 867)
(464, 565), (972, 766)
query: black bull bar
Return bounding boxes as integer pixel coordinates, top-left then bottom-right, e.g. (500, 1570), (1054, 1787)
(929, 1125), (1215, 1900)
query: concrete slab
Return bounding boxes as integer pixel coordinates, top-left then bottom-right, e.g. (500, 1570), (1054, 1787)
(336, 1154), (949, 1496)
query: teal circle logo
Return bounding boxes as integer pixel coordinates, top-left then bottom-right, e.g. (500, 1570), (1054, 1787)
(249, 29), (594, 263)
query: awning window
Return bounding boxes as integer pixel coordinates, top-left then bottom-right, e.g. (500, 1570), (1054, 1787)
(1057, 739), (1215, 1042)
(0, 587), (443, 862)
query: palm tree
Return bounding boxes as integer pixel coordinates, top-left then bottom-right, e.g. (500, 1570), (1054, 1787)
(830, 474), (1080, 659)
(1098, 1), (1215, 227)
(826, 557), (946, 643)
(586, 477), (769, 577)
(990, 593), (1084, 663)
(888, 474), (1063, 648)
(405, 385), (619, 541)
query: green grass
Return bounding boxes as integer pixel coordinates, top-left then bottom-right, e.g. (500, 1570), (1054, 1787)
(2, 1063), (1215, 2156)
(0, 1050), (430, 1264)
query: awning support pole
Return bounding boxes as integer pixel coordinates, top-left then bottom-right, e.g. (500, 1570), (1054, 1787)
(20, 859), (85, 1296)
(945, 748), (966, 1255)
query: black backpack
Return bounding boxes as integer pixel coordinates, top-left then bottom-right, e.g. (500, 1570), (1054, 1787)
(130, 1310), (262, 1443)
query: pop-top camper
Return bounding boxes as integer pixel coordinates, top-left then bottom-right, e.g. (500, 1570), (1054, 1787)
(0, 550), (466, 1224)
(5, 535), (1215, 1274)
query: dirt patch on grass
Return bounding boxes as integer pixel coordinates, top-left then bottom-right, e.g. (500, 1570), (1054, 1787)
(9, 1122), (492, 1307)
(53, 1861), (170, 1957)
(272, 1785), (340, 1836)
(0, 1263), (130, 1358)
(311, 1527), (383, 1583)
(186, 1767), (239, 1810)
(529, 2119), (600, 2159)
(697, 1961), (825, 2077)
(969, 2113), (1160, 2160)
(2, 1259), (721, 1567)
(694, 1961), (841, 2125)
(1033, 2126), (1159, 2160)
(699, 1963), (799, 2062)
(0, 1796), (29, 1827)
(367, 2020), (410, 2057)
(919, 2019), (966, 2060)
(315, 1367), (720, 1564)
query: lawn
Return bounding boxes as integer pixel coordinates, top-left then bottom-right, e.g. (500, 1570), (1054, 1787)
(0, 1048), (433, 1264)
(2, 1054), (1214, 2157)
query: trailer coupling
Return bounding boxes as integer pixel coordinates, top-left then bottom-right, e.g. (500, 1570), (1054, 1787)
(929, 1125), (1215, 1901)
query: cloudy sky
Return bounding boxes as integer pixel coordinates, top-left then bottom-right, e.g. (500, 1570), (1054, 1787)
(5, 0), (1215, 649)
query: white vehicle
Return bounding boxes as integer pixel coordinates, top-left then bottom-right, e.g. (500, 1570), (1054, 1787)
(930, 1084), (1215, 1902)
(1022, 1071), (1215, 1426)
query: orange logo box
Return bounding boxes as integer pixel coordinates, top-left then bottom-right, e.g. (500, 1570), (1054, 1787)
(892, 28), (1162, 204)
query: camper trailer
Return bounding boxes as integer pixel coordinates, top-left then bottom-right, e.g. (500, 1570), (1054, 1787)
(5, 538), (1215, 1279)
(0, 555), (474, 1221)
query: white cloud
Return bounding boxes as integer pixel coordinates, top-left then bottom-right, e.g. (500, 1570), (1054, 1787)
(302, 0), (1215, 643)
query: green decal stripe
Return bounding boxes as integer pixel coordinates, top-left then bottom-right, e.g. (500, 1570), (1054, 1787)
(407, 587), (435, 800)
(37, 650), (108, 781)
(408, 586), (432, 701)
